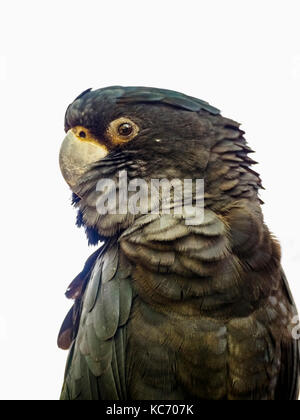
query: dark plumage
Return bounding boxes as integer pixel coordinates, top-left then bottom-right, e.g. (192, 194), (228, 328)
(58, 86), (300, 400)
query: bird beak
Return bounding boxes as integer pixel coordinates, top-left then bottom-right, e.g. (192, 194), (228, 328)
(59, 129), (108, 192)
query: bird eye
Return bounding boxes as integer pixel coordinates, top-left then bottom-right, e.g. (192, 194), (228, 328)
(79, 131), (86, 138)
(107, 117), (139, 145)
(118, 123), (133, 136)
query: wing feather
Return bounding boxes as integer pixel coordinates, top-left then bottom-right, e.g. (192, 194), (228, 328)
(60, 242), (133, 400)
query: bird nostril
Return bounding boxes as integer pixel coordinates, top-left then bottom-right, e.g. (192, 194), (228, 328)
(79, 131), (86, 138)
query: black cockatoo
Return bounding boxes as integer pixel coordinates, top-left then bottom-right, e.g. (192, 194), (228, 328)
(58, 86), (300, 400)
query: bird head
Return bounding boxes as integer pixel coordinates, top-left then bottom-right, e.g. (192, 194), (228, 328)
(59, 86), (261, 243)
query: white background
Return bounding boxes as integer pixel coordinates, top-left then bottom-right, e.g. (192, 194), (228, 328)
(0, 0), (299, 400)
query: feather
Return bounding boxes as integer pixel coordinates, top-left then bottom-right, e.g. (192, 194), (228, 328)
(219, 179), (240, 192)
(84, 262), (102, 313)
(93, 280), (120, 340)
(61, 241), (133, 400)
(116, 86), (220, 115)
(57, 306), (74, 350)
(143, 215), (179, 235)
(137, 245), (175, 267)
(119, 278), (133, 326)
(145, 223), (189, 241)
(189, 219), (225, 237)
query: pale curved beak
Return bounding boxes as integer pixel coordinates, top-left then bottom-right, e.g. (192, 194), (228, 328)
(59, 129), (108, 192)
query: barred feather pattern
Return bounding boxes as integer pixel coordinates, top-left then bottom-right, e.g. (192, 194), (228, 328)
(60, 107), (299, 400)
(119, 205), (298, 399)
